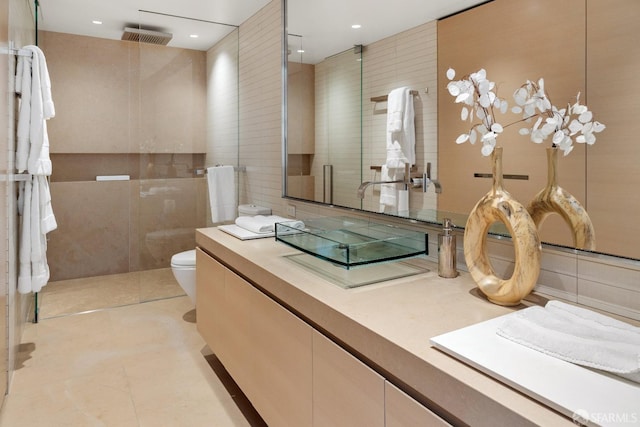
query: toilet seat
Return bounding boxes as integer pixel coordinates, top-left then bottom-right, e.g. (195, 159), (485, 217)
(171, 249), (196, 268)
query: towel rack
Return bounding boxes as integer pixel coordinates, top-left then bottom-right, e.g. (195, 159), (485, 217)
(370, 165), (417, 173)
(195, 165), (247, 175)
(0, 173), (32, 182)
(213, 164), (246, 172)
(0, 46), (33, 57)
(370, 90), (419, 103)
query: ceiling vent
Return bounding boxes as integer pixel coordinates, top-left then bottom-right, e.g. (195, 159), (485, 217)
(121, 27), (173, 45)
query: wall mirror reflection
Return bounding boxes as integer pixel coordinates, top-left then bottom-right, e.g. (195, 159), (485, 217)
(285, 0), (640, 261)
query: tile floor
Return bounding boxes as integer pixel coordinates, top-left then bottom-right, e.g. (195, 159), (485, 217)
(38, 268), (186, 319)
(0, 294), (267, 426)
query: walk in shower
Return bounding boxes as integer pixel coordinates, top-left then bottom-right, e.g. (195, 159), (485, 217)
(35, 8), (240, 318)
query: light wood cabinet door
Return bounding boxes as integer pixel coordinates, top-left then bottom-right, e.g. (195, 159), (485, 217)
(218, 271), (256, 396)
(385, 382), (451, 427)
(195, 248), (225, 353)
(196, 250), (253, 392)
(197, 249), (313, 427)
(312, 331), (385, 427)
(250, 287), (313, 427)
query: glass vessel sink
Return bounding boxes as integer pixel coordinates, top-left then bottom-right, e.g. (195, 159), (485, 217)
(275, 216), (428, 269)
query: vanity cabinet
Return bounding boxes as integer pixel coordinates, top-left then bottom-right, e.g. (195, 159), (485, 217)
(196, 247), (452, 427)
(196, 248), (313, 427)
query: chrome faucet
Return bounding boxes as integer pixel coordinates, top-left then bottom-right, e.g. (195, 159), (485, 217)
(357, 179), (407, 199)
(357, 164), (410, 199)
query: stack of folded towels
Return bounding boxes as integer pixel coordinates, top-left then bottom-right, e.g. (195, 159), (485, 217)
(234, 215), (304, 234)
(497, 300), (640, 383)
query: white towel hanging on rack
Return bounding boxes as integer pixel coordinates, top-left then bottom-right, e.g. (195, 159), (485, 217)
(207, 165), (237, 223)
(15, 45), (57, 294)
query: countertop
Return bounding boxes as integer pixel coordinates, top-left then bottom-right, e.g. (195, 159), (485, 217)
(196, 227), (576, 426)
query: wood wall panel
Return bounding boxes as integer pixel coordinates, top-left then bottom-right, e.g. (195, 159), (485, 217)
(585, 0), (640, 259)
(438, 0), (586, 248)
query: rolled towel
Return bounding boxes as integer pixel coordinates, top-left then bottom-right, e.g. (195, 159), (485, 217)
(497, 304), (640, 383)
(235, 215), (304, 234)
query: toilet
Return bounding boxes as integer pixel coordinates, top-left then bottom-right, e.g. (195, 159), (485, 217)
(171, 204), (272, 305)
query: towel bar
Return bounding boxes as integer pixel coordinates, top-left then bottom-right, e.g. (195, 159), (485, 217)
(370, 90), (419, 103)
(0, 46), (33, 57)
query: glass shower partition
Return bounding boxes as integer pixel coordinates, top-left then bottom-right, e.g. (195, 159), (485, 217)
(135, 13), (239, 303)
(30, 8), (239, 319)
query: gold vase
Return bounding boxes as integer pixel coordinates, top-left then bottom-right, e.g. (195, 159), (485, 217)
(463, 147), (541, 306)
(527, 147), (595, 250)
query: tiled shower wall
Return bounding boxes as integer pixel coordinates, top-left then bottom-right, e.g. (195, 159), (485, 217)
(37, 0), (283, 282)
(39, 30), (216, 281)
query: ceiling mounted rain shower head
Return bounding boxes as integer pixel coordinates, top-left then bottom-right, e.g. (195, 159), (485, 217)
(121, 27), (173, 45)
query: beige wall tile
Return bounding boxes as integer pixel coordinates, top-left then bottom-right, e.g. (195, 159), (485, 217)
(39, 31), (206, 154)
(238, 0), (283, 214)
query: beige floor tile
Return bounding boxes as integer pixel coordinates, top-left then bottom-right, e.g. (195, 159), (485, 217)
(0, 296), (261, 427)
(10, 310), (124, 392)
(1, 367), (139, 427)
(127, 349), (251, 427)
(40, 268), (186, 319)
(138, 268), (187, 302)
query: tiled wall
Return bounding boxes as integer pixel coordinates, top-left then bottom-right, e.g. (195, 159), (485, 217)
(39, 31), (217, 280)
(40, 31), (207, 154)
(48, 178), (207, 281)
(361, 21), (438, 213)
(238, 0), (284, 214)
(206, 30), (239, 189)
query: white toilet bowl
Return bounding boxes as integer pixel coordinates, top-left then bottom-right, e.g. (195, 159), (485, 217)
(171, 204), (271, 305)
(171, 249), (197, 304)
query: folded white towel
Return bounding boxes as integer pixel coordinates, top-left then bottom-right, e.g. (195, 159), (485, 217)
(546, 300), (640, 334)
(235, 215), (304, 234)
(497, 302), (640, 383)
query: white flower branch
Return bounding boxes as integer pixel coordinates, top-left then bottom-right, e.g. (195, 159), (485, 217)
(446, 69), (605, 157)
(446, 68), (508, 156)
(512, 79), (606, 156)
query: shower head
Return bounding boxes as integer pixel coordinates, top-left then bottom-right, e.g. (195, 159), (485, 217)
(121, 27), (173, 45)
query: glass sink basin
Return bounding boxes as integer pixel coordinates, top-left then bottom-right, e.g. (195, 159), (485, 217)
(275, 216), (428, 269)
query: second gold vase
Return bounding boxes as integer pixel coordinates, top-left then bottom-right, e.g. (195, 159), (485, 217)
(527, 147), (596, 251)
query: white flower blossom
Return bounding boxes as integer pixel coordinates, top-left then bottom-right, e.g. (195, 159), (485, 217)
(446, 69), (606, 157)
(446, 68), (508, 156)
(512, 83), (606, 155)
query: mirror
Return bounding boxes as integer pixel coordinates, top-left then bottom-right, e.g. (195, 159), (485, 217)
(285, 0), (640, 261)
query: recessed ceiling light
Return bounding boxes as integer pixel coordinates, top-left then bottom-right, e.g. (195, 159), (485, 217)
(189, 34), (199, 38)
(297, 49), (305, 53)
(92, 20), (102, 25)
(351, 24), (361, 29)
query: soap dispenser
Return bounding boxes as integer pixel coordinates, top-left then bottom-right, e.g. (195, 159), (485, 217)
(438, 218), (458, 278)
